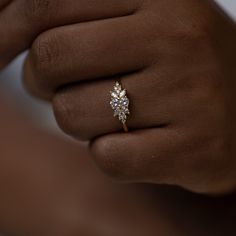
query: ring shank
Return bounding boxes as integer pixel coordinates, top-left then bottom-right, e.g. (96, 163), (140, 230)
(123, 123), (129, 132)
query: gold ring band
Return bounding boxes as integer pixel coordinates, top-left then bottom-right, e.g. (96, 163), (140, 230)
(123, 123), (129, 133)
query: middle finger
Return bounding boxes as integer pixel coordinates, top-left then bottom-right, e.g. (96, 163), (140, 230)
(23, 14), (155, 100)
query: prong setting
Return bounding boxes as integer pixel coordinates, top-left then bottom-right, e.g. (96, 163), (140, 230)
(110, 82), (130, 125)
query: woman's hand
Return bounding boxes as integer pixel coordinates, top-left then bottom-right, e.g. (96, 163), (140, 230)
(23, 0), (236, 194)
(0, 0), (140, 69)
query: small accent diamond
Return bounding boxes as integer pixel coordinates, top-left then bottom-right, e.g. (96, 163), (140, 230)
(110, 81), (130, 124)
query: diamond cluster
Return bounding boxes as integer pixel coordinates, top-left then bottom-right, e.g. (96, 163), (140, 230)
(110, 81), (130, 124)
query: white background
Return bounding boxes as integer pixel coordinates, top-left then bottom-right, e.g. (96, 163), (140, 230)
(216, 0), (236, 20)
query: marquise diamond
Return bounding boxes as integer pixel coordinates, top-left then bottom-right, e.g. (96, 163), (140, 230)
(110, 82), (130, 124)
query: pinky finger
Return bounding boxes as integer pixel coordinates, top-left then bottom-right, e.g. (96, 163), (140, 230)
(91, 126), (235, 195)
(90, 128), (183, 185)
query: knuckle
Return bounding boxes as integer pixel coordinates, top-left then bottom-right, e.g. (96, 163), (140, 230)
(52, 92), (90, 141)
(31, 0), (50, 15)
(91, 139), (135, 181)
(53, 93), (77, 136)
(24, 0), (54, 21)
(31, 32), (59, 74)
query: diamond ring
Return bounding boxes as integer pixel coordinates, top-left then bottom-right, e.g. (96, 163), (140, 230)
(110, 81), (130, 132)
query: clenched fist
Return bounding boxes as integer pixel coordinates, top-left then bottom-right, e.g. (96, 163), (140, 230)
(20, 0), (236, 194)
(0, 0), (138, 68)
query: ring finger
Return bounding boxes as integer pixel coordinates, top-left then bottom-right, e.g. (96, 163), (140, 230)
(52, 70), (172, 140)
(23, 14), (156, 100)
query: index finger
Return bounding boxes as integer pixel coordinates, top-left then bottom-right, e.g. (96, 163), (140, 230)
(0, 0), (143, 68)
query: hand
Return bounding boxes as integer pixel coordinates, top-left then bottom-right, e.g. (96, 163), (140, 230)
(23, 0), (236, 194)
(0, 0), (139, 69)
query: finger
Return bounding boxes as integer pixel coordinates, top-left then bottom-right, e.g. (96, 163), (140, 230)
(0, 0), (142, 68)
(90, 127), (211, 193)
(91, 122), (235, 194)
(52, 70), (172, 141)
(23, 14), (153, 100)
(91, 128), (183, 185)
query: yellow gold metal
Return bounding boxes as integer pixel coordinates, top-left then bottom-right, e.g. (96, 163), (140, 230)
(123, 123), (129, 132)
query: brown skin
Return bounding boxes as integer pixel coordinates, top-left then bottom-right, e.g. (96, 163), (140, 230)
(1, 0), (236, 193)
(1, 2), (236, 234)
(9, 0), (235, 195)
(1, 95), (236, 236)
(0, 0), (142, 69)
